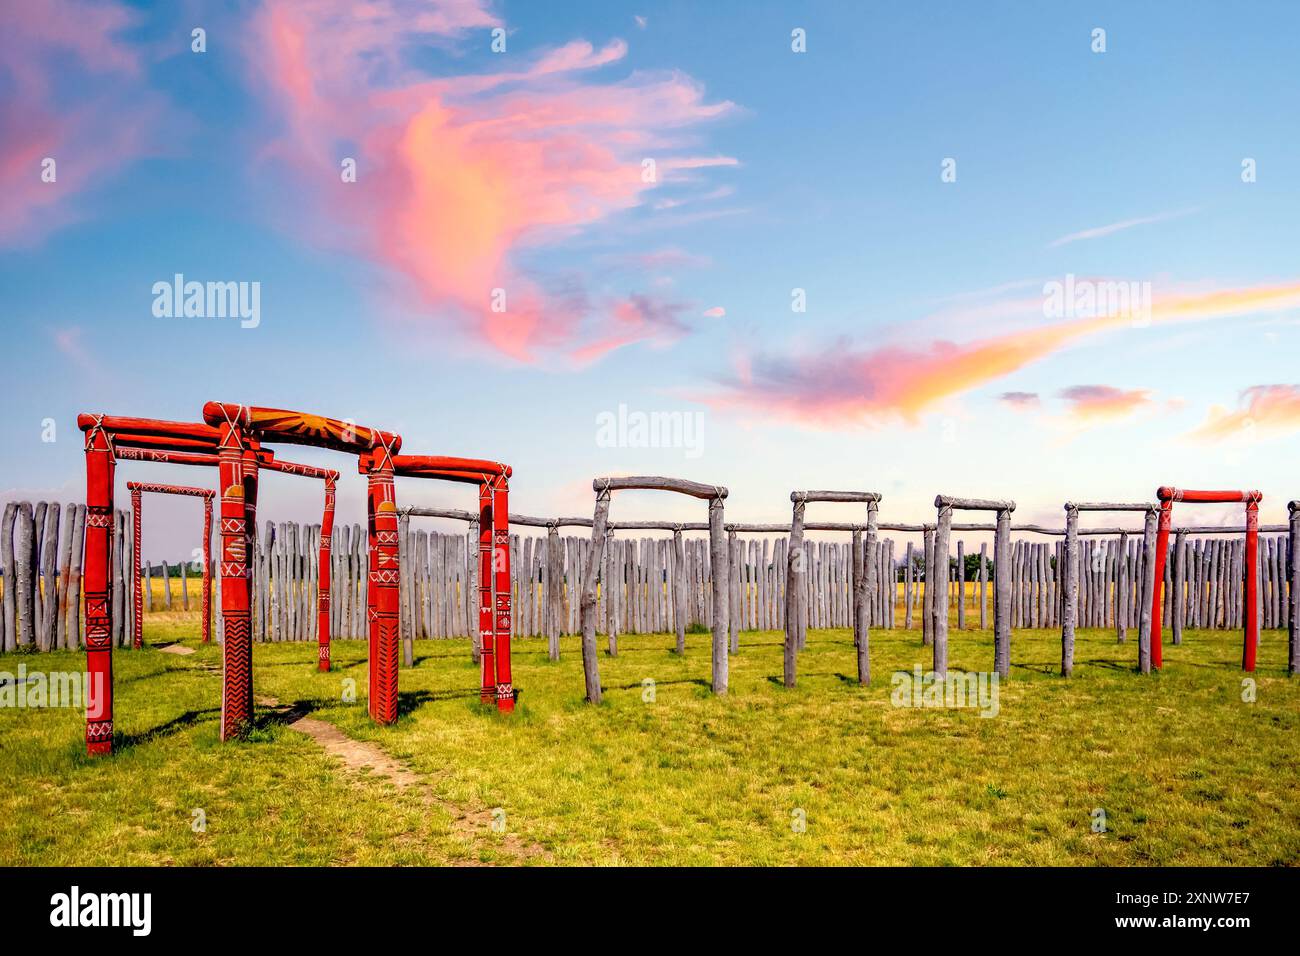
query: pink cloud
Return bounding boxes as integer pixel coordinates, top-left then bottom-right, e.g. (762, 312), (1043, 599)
(1190, 384), (1300, 441)
(999, 391), (1040, 410)
(247, 0), (736, 363)
(702, 306), (726, 318)
(694, 281), (1300, 428)
(0, 0), (164, 245)
(1057, 385), (1152, 422)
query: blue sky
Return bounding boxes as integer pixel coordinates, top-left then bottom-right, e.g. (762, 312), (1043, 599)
(3, 1), (1300, 555)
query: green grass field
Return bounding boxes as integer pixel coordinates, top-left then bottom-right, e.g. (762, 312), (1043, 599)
(1, 611), (1296, 866)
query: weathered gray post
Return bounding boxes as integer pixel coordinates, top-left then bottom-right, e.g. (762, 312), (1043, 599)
(672, 526), (687, 654)
(858, 501), (878, 684)
(956, 539), (966, 630)
(467, 516), (480, 664)
(397, 511), (412, 666)
(606, 528), (618, 658)
(604, 529), (619, 650)
(55, 505), (73, 651)
(709, 496), (729, 694)
(1138, 508), (1157, 674)
(784, 496), (806, 688)
(1289, 501), (1299, 675)
(728, 528), (740, 654)
(161, 559), (172, 610)
(39, 502), (59, 650)
(978, 542), (988, 629)
(994, 505), (1013, 678)
(1116, 531), (1129, 643)
(1172, 528), (1187, 646)
(904, 541), (914, 629)
(180, 558), (190, 612)
(0, 502), (15, 652)
(932, 500), (952, 677)
(546, 524), (561, 660)
(15, 503), (34, 647)
(579, 488), (610, 703)
(922, 525), (935, 647)
(1061, 504), (1079, 677)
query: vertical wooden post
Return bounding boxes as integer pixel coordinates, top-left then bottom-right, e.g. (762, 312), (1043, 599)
(673, 527), (687, 654)
(709, 495), (729, 695)
(492, 481), (514, 712)
(130, 490), (143, 648)
(39, 502), (59, 650)
(1138, 507), (1158, 674)
(366, 446), (400, 724)
(979, 541), (988, 629)
(579, 488), (610, 703)
(1243, 497), (1260, 672)
(16, 503), (34, 647)
(994, 507), (1012, 678)
(956, 539), (966, 630)
(547, 524), (562, 660)
(55, 503), (73, 651)
(1171, 528), (1187, 647)
(398, 511), (413, 668)
(1061, 506), (1078, 677)
(728, 528), (740, 655)
(1288, 502), (1299, 675)
(784, 496), (806, 688)
(83, 426), (115, 755)
(922, 526), (935, 647)
(933, 501), (951, 678)
(904, 541), (914, 630)
(857, 501), (877, 685)
(468, 517), (480, 664)
(215, 436), (253, 740)
(0, 503), (15, 653)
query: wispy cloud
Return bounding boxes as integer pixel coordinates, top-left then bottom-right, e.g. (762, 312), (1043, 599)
(247, 0), (737, 364)
(999, 391), (1040, 410)
(1189, 384), (1300, 441)
(1058, 385), (1151, 422)
(1047, 208), (1198, 249)
(696, 281), (1300, 428)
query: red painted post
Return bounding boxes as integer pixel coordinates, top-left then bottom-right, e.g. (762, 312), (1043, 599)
(478, 481), (495, 705)
(201, 496), (212, 644)
(1244, 497), (1260, 672)
(216, 431), (253, 740)
(131, 487), (143, 649)
(1152, 487), (1263, 674)
(492, 479), (514, 712)
(83, 422), (115, 756)
(1150, 498), (1173, 669)
(318, 476), (335, 671)
(366, 446), (400, 724)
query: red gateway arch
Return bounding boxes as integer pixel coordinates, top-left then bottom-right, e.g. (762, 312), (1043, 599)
(391, 454), (514, 711)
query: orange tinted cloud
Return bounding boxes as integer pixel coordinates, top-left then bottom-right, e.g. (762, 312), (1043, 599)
(1058, 385), (1151, 422)
(0, 0), (164, 244)
(1190, 385), (1300, 441)
(699, 281), (1300, 427)
(249, 0), (735, 363)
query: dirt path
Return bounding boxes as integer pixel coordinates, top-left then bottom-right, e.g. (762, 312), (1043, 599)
(256, 695), (545, 864)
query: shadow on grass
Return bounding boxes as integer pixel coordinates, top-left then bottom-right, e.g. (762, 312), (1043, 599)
(115, 706), (220, 749)
(610, 677), (710, 691)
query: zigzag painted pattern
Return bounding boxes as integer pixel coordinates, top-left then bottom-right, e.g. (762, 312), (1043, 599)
(221, 615), (252, 740)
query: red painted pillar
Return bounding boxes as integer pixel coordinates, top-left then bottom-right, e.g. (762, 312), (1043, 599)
(201, 496), (212, 644)
(1150, 498), (1173, 670)
(317, 477), (335, 671)
(130, 487), (143, 649)
(492, 480), (514, 712)
(367, 450), (399, 723)
(84, 426), (115, 755)
(477, 482), (495, 705)
(1244, 497), (1260, 672)
(216, 429), (253, 740)
(241, 446), (260, 721)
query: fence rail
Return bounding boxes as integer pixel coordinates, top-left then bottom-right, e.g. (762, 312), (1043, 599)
(0, 500), (1293, 650)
